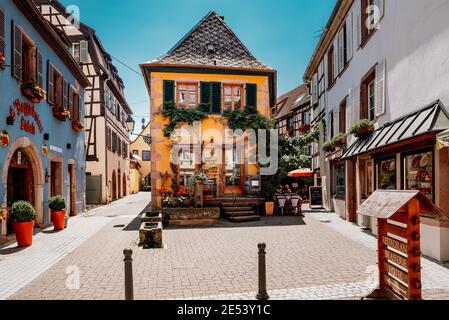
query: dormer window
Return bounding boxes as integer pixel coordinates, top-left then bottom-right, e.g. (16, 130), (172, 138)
(207, 43), (216, 54)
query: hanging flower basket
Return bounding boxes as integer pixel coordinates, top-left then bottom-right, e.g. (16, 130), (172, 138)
(0, 53), (6, 70)
(71, 120), (84, 132)
(52, 106), (70, 121)
(21, 80), (46, 104)
(0, 130), (10, 148)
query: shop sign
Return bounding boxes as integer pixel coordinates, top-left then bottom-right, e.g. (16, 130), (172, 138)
(50, 145), (63, 153)
(437, 131), (449, 150)
(9, 99), (44, 135)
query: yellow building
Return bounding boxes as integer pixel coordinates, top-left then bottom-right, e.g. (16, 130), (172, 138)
(129, 122), (152, 194)
(140, 11), (276, 210)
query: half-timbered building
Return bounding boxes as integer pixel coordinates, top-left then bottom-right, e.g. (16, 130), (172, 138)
(35, 0), (133, 204)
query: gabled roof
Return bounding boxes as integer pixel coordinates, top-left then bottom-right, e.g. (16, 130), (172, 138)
(275, 84), (310, 120)
(150, 11), (273, 71)
(342, 101), (449, 159)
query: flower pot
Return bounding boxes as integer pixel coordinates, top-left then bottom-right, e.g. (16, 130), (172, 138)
(51, 210), (66, 231)
(265, 202), (274, 216)
(355, 126), (374, 138)
(14, 221), (34, 247)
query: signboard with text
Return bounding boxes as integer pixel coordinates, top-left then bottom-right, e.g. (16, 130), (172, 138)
(309, 187), (323, 209)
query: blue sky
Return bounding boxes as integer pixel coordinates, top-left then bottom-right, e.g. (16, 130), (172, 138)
(61, 0), (336, 126)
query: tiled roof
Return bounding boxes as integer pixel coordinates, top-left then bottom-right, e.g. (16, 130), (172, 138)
(151, 11), (273, 71)
(342, 101), (449, 159)
(275, 84), (310, 120)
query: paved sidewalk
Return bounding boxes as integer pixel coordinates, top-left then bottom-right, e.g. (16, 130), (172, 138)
(0, 192), (150, 300)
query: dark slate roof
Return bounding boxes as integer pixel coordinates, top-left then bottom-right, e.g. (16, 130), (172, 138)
(151, 11), (273, 70)
(275, 84), (310, 120)
(342, 101), (449, 159)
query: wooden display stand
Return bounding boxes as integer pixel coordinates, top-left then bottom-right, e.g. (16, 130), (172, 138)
(359, 190), (446, 300)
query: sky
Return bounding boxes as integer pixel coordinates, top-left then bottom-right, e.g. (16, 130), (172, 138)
(61, 0), (336, 130)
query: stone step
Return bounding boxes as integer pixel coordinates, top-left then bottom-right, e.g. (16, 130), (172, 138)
(229, 215), (261, 223)
(223, 206), (254, 212)
(225, 211), (256, 217)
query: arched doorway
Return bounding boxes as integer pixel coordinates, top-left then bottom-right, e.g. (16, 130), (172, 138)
(123, 174), (127, 197)
(112, 171), (117, 200)
(6, 149), (35, 234)
(118, 169), (121, 198)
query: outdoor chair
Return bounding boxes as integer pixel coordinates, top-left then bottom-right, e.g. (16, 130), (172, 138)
(277, 197), (288, 216)
(290, 196), (304, 217)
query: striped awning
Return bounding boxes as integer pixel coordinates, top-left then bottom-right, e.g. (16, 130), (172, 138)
(342, 101), (449, 159)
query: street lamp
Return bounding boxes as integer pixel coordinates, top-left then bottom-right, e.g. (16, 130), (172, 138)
(126, 115), (135, 133)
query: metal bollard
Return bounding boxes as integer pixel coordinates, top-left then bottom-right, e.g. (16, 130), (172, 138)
(123, 249), (134, 300)
(256, 243), (269, 300)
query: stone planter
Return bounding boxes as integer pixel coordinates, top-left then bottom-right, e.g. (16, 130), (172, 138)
(140, 211), (162, 224)
(139, 222), (163, 248)
(162, 207), (220, 227)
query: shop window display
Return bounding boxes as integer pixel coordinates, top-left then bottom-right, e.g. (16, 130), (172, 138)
(404, 151), (433, 200)
(378, 158), (396, 190)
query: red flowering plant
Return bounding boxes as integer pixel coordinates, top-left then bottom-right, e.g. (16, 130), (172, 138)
(0, 53), (6, 70)
(21, 79), (46, 103)
(71, 119), (84, 132)
(158, 187), (172, 198)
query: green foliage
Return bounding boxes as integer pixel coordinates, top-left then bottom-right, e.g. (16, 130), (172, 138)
(322, 139), (335, 152)
(349, 119), (374, 135)
(48, 195), (66, 211)
(10, 201), (36, 223)
(161, 101), (208, 137)
(261, 130), (319, 201)
(223, 105), (273, 131)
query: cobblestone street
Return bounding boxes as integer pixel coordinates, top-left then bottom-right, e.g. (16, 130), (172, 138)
(1, 193), (449, 300)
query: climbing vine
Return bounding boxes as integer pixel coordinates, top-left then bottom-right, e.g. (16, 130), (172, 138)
(223, 105), (273, 131)
(161, 102), (208, 137)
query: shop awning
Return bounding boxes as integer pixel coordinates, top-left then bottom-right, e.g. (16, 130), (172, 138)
(288, 169), (313, 178)
(342, 101), (449, 160)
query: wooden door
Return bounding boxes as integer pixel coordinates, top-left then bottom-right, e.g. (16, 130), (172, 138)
(223, 147), (244, 195)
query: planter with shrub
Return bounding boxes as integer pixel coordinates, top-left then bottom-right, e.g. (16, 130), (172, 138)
(322, 140), (336, 153)
(10, 201), (36, 247)
(332, 132), (347, 148)
(48, 195), (66, 231)
(350, 119), (375, 138)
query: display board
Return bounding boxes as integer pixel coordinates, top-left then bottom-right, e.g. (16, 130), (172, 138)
(309, 187), (323, 208)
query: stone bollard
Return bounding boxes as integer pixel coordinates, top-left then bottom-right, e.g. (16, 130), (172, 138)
(123, 249), (134, 300)
(256, 243), (269, 300)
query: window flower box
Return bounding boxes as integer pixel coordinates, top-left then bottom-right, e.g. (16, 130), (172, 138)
(52, 106), (70, 121)
(71, 120), (84, 132)
(299, 124), (311, 133)
(322, 140), (336, 153)
(350, 119), (375, 138)
(332, 132), (347, 148)
(21, 80), (46, 104)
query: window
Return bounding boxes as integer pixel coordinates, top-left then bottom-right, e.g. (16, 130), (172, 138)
(122, 141), (128, 159)
(112, 132), (117, 152)
(360, 67), (376, 121)
(368, 80), (375, 121)
(117, 138), (121, 156)
(361, 0), (377, 46)
(339, 99), (347, 134)
(223, 84), (243, 112)
(377, 157), (396, 190)
(334, 163), (345, 198)
(69, 86), (80, 121)
(142, 151), (151, 161)
(132, 150), (139, 156)
(69, 43), (80, 63)
(177, 83), (198, 108)
(302, 111), (310, 126)
(403, 150), (434, 201)
(287, 117), (294, 132)
(317, 60), (326, 109)
(329, 111), (334, 138)
(327, 45), (334, 87)
(200, 82), (222, 113)
(106, 127), (111, 150)
(47, 62), (63, 107)
(21, 33), (36, 83)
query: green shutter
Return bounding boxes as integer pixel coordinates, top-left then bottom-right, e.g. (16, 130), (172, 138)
(200, 82), (211, 106)
(163, 80), (175, 104)
(246, 84), (257, 109)
(211, 82), (222, 114)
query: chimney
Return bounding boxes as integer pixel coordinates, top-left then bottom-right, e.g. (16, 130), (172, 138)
(220, 16), (225, 20)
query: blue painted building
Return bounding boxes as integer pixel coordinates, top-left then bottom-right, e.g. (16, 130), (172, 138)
(0, 0), (90, 239)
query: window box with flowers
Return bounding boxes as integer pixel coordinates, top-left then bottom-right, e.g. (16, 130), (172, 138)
(21, 80), (46, 104)
(299, 124), (311, 133)
(71, 120), (84, 132)
(350, 119), (375, 138)
(332, 132), (347, 148)
(52, 106), (71, 121)
(0, 53), (5, 70)
(322, 140), (336, 153)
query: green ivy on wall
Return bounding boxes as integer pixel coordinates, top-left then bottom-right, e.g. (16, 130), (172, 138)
(161, 102), (208, 137)
(223, 105), (273, 131)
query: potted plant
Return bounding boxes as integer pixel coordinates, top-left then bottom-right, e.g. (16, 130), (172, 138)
(322, 140), (336, 153)
(21, 79), (46, 103)
(0, 53), (6, 70)
(71, 120), (84, 132)
(350, 119), (375, 138)
(10, 201), (36, 247)
(48, 195), (66, 231)
(190, 172), (208, 185)
(333, 132), (347, 148)
(52, 106), (71, 121)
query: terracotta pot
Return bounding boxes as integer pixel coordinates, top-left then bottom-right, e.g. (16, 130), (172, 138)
(265, 202), (274, 216)
(51, 210), (66, 231)
(14, 221), (35, 247)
